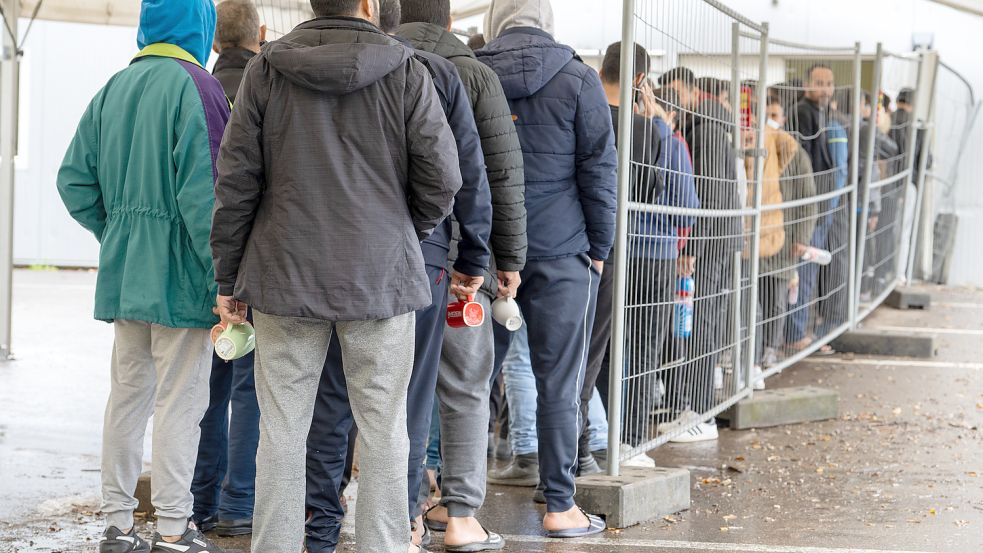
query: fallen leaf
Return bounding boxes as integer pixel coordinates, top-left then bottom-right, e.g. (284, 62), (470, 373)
(929, 508), (937, 516)
(723, 514), (737, 521)
(816, 467), (825, 474)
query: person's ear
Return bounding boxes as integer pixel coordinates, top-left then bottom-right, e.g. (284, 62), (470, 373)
(259, 24), (267, 43)
(360, 0), (376, 21)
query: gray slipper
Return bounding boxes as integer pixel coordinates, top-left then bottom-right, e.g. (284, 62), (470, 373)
(545, 509), (606, 538)
(423, 505), (447, 532)
(444, 526), (505, 552)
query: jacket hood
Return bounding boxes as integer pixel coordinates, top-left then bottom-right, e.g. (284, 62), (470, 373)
(137, 0), (216, 67)
(484, 0), (555, 41)
(396, 22), (474, 60)
(477, 28), (573, 99)
(265, 17), (411, 95)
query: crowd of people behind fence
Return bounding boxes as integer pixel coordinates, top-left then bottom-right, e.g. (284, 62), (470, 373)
(56, 1), (921, 552)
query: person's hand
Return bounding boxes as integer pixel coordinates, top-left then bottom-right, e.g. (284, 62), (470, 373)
(792, 243), (808, 258)
(635, 79), (665, 121)
(217, 295), (247, 326)
(591, 259), (604, 275)
(450, 271), (484, 300)
(868, 215), (879, 233)
(677, 255), (696, 276)
(497, 270), (521, 299)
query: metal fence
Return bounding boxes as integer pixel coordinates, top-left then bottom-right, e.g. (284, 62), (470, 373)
(606, 0), (943, 474)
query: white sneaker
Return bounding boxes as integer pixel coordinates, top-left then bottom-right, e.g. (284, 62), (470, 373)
(761, 347), (779, 368)
(622, 451), (656, 467)
(656, 410), (702, 435)
(752, 365), (766, 390)
(669, 421), (720, 443)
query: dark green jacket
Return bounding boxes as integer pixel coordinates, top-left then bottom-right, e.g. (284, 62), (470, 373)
(57, 44), (230, 327)
(396, 22), (527, 274)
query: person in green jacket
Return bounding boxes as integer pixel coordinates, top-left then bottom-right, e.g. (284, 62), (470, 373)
(56, 1), (230, 552)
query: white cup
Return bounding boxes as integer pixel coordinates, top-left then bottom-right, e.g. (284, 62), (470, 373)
(491, 296), (523, 331)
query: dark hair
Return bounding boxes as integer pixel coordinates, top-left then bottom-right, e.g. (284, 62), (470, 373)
(467, 33), (486, 51)
(379, 0), (401, 31)
(880, 92), (892, 111)
(310, 0), (363, 18)
(696, 77), (728, 98)
(399, 0), (450, 28)
(897, 87), (914, 105)
(600, 41), (650, 84)
(805, 63), (833, 81)
(657, 66), (696, 88)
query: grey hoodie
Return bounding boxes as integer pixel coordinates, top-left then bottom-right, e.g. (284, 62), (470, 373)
(484, 0), (555, 40)
(212, 16), (463, 321)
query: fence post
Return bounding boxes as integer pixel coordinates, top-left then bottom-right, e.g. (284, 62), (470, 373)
(896, 52), (926, 280)
(729, 22), (743, 396)
(847, 42), (862, 329)
(730, 22), (742, 176)
(0, 0), (20, 361)
(743, 22), (769, 392)
(906, 51), (940, 283)
(605, 0), (637, 478)
(855, 43), (883, 310)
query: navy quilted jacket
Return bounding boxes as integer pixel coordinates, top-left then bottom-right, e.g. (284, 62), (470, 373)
(477, 27), (617, 261)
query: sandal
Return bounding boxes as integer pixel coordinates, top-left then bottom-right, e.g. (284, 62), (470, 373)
(444, 525), (505, 552)
(423, 504), (447, 533)
(545, 508), (606, 538)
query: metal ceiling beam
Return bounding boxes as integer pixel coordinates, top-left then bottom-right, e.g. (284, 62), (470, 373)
(926, 0), (983, 17)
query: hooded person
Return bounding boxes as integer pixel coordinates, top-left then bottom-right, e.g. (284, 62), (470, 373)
(209, 0), (463, 551)
(476, 0), (617, 539)
(56, 1), (229, 552)
(302, 1), (495, 551)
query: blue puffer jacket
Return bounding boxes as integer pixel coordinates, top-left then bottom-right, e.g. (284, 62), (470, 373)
(477, 28), (617, 261)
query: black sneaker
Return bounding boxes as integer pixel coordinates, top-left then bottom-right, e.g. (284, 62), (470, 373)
(151, 525), (225, 553)
(99, 527), (150, 553)
(215, 518), (252, 537)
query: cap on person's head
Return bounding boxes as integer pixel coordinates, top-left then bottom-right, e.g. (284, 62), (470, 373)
(898, 87), (914, 105)
(379, 0), (402, 32)
(484, 0), (554, 41)
(138, 0), (217, 67)
(400, 0), (451, 28)
(215, 0), (261, 50)
(467, 33), (486, 51)
(658, 66), (696, 89)
(600, 41), (650, 84)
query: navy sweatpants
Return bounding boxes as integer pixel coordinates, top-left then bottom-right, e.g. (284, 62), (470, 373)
(304, 265), (448, 553)
(517, 255), (600, 513)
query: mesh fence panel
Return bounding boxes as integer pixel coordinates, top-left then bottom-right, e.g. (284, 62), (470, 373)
(256, 0), (313, 39)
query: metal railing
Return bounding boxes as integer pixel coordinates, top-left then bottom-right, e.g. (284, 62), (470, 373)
(606, 0), (946, 474)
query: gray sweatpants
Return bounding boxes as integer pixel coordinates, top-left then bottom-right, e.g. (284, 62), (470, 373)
(437, 292), (495, 518)
(251, 310), (416, 553)
(101, 320), (212, 537)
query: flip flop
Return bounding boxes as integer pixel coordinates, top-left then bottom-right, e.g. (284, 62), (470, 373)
(545, 509), (606, 539)
(423, 505), (447, 533)
(444, 525), (505, 552)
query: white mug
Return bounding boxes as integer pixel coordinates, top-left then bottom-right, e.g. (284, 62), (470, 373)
(491, 296), (523, 331)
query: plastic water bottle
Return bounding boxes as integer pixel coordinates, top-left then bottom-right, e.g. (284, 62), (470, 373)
(801, 247), (833, 266)
(673, 276), (695, 339)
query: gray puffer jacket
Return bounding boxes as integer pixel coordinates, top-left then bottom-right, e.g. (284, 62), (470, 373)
(396, 22), (527, 281)
(212, 17), (462, 321)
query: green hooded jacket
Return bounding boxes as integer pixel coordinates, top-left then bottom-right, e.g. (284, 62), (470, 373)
(57, 0), (230, 328)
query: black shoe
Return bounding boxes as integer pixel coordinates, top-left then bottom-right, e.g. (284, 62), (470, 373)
(215, 518), (252, 537)
(577, 452), (603, 477)
(533, 481), (546, 505)
(100, 527), (150, 553)
(487, 453), (539, 487)
(191, 514), (217, 534)
(151, 525), (225, 553)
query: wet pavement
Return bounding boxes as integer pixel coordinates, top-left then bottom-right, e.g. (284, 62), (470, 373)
(1, 270), (981, 553)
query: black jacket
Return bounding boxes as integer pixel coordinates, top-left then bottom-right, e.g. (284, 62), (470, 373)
(211, 17), (462, 321)
(394, 37), (492, 277)
(212, 47), (255, 103)
(680, 98), (741, 257)
(397, 22), (527, 273)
